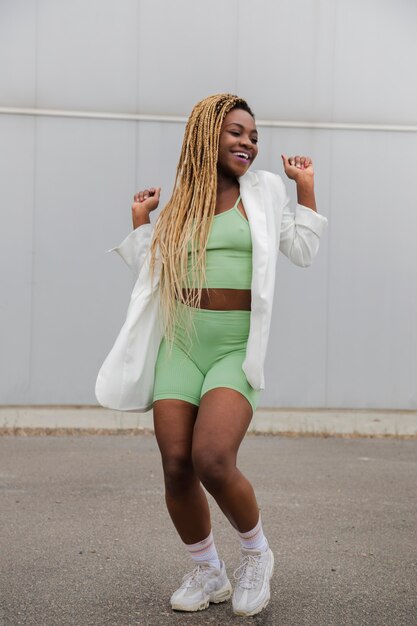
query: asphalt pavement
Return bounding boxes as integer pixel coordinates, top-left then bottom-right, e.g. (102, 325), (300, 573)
(1, 434), (416, 626)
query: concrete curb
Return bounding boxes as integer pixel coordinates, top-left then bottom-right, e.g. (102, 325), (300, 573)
(1, 406), (416, 436)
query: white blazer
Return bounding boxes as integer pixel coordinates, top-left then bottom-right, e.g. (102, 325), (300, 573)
(95, 170), (328, 412)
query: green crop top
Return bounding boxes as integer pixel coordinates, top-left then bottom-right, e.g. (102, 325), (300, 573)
(184, 196), (253, 289)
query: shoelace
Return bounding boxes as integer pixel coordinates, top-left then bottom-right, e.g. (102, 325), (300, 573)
(233, 554), (262, 590)
(180, 564), (212, 589)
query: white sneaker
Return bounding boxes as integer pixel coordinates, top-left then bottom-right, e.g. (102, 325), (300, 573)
(232, 547), (274, 616)
(170, 561), (232, 612)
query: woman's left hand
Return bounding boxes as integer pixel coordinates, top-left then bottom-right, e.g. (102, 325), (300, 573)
(281, 154), (314, 183)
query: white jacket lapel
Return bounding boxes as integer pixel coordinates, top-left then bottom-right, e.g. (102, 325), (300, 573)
(239, 171), (269, 299)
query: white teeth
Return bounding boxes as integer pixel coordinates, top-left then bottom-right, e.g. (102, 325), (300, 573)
(233, 152), (249, 160)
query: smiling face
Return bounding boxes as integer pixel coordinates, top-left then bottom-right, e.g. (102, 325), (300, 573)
(217, 108), (258, 179)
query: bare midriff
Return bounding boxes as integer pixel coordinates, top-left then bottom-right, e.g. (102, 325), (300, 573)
(181, 288), (251, 311)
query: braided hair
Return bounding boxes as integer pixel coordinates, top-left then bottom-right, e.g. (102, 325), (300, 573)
(149, 93), (255, 348)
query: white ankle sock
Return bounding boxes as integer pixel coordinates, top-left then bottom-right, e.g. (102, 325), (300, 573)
(185, 530), (221, 569)
(237, 516), (269, 552)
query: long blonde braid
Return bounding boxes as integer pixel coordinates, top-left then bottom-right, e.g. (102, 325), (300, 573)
(149, 93), (253, 349)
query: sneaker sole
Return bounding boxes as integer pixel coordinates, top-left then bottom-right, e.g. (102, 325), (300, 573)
(171, 580), (232, 612)
(210, 580), (233, 604)
(233, 550), (275, 617)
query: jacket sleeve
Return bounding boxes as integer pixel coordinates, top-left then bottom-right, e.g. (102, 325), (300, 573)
(276, 176), (328, 267)
(108, 223), (153, 280)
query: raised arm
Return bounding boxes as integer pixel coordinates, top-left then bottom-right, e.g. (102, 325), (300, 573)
(109, 187), (161, 279)
(281, 154), (316, 212)
(278, 157), (327, 267)
(132, 187), (161, 228)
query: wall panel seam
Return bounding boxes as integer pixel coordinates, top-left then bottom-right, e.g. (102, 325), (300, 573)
(1, 107), (416, 133)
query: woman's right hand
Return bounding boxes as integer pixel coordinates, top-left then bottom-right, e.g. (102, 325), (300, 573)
(132, 187), (161, 228)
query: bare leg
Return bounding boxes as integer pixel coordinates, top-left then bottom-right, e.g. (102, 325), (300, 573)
(192, 388), (260, 533)
(153, 399), (211, 544)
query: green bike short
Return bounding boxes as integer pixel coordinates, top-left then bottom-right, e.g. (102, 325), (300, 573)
(153, 301), (259, 414)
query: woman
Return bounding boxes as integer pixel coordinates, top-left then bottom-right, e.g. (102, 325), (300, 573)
(96, 94), (327, 616)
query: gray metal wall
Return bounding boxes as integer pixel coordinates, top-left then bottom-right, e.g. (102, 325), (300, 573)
(1, 0), (416, 409)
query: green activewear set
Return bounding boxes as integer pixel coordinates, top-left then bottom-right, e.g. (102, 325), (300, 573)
(153, 196), (260, 413)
